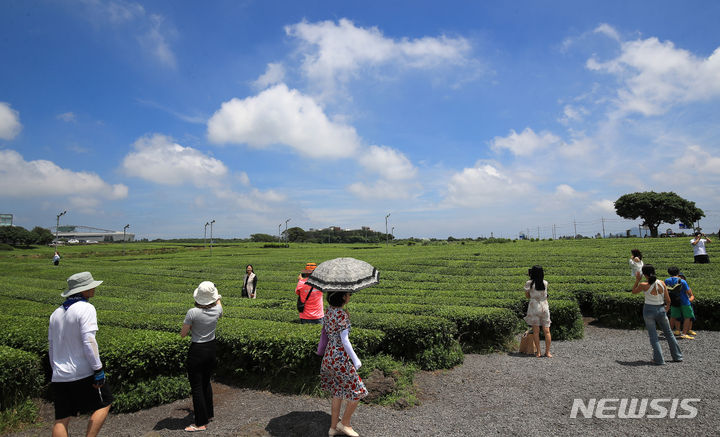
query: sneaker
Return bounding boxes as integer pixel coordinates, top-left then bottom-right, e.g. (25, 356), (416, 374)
(673, 330), (681, 336)
(688, 330), (697, 336)
(679, 334), (695, 340)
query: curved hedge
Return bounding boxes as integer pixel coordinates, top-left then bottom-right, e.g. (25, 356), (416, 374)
(0, 346), (43, 411)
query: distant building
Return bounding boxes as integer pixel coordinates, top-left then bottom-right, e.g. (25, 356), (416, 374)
(0, 214), (12, 227)
(53, 225), (135, 242)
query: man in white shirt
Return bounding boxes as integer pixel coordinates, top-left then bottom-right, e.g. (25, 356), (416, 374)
(48, 272), (112, 437)
(691, 232), (711, 263)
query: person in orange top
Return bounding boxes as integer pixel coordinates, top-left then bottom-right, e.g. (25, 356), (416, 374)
(296, 262), (324, 324)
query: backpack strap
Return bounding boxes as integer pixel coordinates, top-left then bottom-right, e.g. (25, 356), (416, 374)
(303, 287), (313, 303)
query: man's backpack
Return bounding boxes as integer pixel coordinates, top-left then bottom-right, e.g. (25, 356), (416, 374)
(667, 280), (684, 307)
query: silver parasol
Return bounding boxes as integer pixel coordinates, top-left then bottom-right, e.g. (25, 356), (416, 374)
(305, 257), (380, 293)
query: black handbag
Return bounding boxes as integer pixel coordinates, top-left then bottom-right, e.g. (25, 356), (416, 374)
(297, 287), (313, 312)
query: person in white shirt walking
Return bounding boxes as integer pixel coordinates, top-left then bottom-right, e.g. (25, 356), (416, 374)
(48, 272), (112, 437)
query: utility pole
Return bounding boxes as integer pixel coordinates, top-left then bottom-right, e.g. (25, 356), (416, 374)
(552, 224), (556, 240)
(385, 213), (391, 245)
(573, 219), (577, 239)
(601, 217), (606, 238)
(123, 224), (130, 255)
(55, 210), (67, 246)
(210, 220), (215, 255)
(278, 224), (282, 241)
(537, 226), (540, 240)
(285, 218), (291, 242)
(204, 222), (209, 249)
(391, 226), (395, 242)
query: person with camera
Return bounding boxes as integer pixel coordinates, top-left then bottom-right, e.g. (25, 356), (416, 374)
(691, 231), (711, 263)
(296, 262), (324, 324)
(181, 281), (223, 432)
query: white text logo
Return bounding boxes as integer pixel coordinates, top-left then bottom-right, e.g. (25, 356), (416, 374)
(570, 398), (700, 419)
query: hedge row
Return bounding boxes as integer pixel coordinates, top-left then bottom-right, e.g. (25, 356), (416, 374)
(3, 298), (444, 368)
(0, 313), (386, 411)
(112, 376), (190, 413)
(0, 346), (43, 411)
(592, 292), (720, 330)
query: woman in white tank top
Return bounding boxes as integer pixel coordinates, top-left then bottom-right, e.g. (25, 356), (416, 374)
(631, 265), (682, 365)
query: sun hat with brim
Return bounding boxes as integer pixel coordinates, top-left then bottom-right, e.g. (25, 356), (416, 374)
(302, 262), (317, 274)
(194, 281), (222, 306)
(62, 272), (103, 298)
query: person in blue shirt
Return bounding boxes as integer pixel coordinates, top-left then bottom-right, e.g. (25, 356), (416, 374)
(665, 267), (695, 340)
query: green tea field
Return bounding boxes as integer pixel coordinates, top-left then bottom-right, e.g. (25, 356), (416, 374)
(1, 238), (718, 415)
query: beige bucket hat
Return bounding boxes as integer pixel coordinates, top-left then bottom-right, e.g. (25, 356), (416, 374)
(62, 272), (103, 298)
(194, 281), (221, 306)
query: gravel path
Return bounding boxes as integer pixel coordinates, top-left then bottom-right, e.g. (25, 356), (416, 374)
(7, 323), (720, 437)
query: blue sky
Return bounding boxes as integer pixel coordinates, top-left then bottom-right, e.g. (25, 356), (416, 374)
(2, 0), (720, 239)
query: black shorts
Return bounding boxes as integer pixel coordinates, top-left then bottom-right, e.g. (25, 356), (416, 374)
(52, 375), (113, 420)
(694, 254), (710, 263)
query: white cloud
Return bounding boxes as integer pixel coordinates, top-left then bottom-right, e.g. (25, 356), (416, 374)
(358, 145), (416, 180)
(80, 0), (177, 68)
(680, 145), (720, 175)
(559, 104), (589, 125)
(347, 180), (419, 200)
(0, 102), (22, 140)
(207, 84), (361, 159)
(491, 127), (562, 156)
(214, 187), (287, 212)
(122, 134), (227, 187)
(57, 112), (76, 122)
(587, 199), (617, 215)
(559, 136), (597, 158)
(285, 18), (472, 91)
(554, 184), (581, 198)
(253, 63), (286, 90)
(236, 171), (251, 186)
(588, 26), (720, 115)
(593, 23), (621, 42)
(658, 145), (720, 188)
(444, 162), (534, 207)
(0, 149), (127, 199)
(138, 13), (177, 68)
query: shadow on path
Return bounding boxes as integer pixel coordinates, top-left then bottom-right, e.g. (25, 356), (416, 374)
(266, 410), (331, 437)
(616, 360), (655, 367)
(153, 408), (193, 431)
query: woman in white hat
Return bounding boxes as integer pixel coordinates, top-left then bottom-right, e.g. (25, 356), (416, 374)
(180, 281), (223, 432)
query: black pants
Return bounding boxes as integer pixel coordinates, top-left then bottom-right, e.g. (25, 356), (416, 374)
(694, 254), (710, 263)
(187, 340), (216, 426)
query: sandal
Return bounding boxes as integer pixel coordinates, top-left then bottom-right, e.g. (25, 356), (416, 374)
(185, 425), (207, 432)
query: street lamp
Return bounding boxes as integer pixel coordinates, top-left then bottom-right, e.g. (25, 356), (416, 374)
(204, 222), (210, 249)
(123, 224), (130, 255)
(55, 210), (67, 246)
(285, 218), (291, 242)
(391, 226), (395, 242)
(385, 213), (391, 245)
(210, 220), (215, 255)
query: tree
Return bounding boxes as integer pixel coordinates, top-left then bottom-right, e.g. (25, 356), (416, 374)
(614, 191), (704, 237)
(285, 227), (306, 242)
(0, 226), (32, 246)
(250, 233), (278, 242)
(30, 226), (55, 245)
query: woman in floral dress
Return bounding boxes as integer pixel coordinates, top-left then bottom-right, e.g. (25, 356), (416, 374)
(524, 265), (552, 358)
(320, 291), (367, 437)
